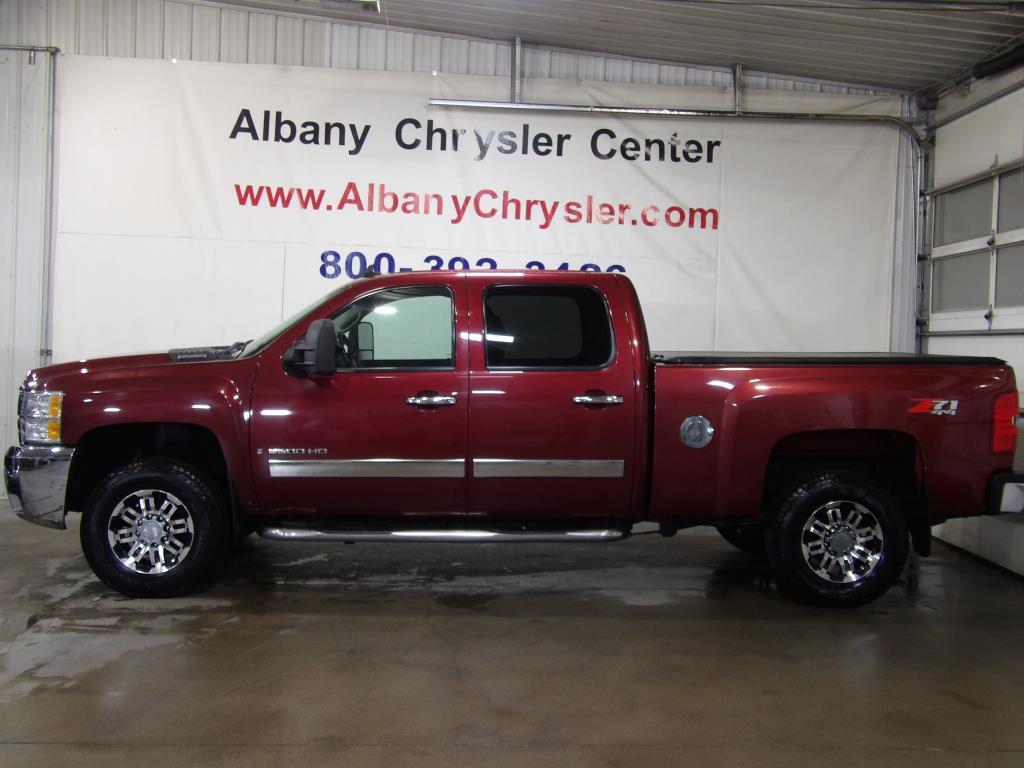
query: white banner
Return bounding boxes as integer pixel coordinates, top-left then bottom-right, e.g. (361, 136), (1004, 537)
(55, 57), (899, 359)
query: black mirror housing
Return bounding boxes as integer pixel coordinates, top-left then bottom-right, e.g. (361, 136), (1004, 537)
(282, 319), (336, 376)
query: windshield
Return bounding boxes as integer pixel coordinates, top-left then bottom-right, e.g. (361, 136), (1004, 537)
(240, 283), (352, 358)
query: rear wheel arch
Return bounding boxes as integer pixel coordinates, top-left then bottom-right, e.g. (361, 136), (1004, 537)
(760, 429), (929, 556)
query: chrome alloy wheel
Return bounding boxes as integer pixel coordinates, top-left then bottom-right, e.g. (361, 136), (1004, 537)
(106, 490), (195, 575)
(800, 500), (884, 584)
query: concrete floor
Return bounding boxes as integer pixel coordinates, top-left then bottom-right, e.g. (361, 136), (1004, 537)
(1, 515), (1023, 767)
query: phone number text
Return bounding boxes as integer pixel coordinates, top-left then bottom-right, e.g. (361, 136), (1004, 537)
(318, 251), (626, 280)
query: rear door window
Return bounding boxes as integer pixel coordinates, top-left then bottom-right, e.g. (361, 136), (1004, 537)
(483, 285), (613, 369)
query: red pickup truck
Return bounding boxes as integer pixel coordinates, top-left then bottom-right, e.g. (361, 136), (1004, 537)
(6, 271), (1022, 606)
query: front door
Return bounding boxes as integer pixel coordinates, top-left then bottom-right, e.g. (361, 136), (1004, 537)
(251, 278), (469, 517)
(466, 275), (637, 519)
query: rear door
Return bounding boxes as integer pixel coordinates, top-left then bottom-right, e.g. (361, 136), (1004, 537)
(466, 275), (637, 519)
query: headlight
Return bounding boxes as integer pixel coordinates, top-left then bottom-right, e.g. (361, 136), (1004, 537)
(20, 391), (63, 444)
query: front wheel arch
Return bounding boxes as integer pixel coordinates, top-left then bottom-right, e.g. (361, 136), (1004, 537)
(66, 422), (231, 513)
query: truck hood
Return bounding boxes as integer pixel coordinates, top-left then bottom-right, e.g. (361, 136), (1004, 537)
(24, 349), (242, 391)
(27, 353), (171, 384)
(18, 349), (260, 450)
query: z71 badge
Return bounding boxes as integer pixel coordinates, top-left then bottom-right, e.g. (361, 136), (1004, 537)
(908, 399), (959, 416)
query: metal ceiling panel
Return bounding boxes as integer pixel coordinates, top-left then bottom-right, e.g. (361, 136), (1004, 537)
(214, 0), (1024, 91)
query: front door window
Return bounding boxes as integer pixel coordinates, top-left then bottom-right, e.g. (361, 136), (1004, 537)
(333, 286), (454, 369)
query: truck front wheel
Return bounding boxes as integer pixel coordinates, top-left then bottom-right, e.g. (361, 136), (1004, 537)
(764, 469), (908, 607)
(80, 459), (225, 598)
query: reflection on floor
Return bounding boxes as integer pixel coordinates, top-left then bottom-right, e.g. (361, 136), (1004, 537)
(2, 515), (1023, 767)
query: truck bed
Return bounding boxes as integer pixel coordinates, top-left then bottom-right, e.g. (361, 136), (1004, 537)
(647, 353), (1016, 526)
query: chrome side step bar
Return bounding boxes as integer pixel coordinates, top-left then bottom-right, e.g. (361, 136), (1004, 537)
(257, 527), (628, 543)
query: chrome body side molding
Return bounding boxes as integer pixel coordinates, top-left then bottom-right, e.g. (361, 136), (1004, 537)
(268, 458), (465, 479)
(472, 458), (624, 478)
(267, 458), (626, 479)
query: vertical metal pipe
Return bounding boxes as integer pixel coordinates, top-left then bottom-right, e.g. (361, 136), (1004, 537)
(511, 37), (522, 105)
(40, 50), (59, 365)
(915, 105), (931, 354)
(733, 64), (743, 115)
(0, 45), (60, 365)
(890, 93), (924, 354)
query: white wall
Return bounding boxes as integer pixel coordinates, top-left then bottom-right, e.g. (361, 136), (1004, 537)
(53, 57), (906, 362)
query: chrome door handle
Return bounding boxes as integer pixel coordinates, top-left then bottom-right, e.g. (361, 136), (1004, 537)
(572, 393), (624, 406)
(406, 393), (457, 407)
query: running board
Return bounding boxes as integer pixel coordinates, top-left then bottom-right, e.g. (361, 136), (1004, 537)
(257, 527), (629, 543)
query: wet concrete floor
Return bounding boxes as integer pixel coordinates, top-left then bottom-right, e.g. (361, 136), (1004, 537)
(1, 514), (1023, 767)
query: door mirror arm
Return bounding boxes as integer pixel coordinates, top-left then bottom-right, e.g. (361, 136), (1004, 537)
(282, 319), (336, 377)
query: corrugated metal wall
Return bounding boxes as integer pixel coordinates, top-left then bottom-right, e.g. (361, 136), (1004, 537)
(2, 0), (895, 87)
(0, 0), (899, 454)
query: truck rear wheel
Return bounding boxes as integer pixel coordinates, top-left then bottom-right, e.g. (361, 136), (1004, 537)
(764, 468), (908, 607)
(80, 459), (225, 598)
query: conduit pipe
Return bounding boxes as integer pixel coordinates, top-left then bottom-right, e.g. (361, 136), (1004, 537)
(427, 97), (927, 148)
(511, 37), (522, 104)
(921, 330), (1024, 338)
(972, 42), (1024, 82)
(439, 37), (925, 147)
(2, 44), (61, 365)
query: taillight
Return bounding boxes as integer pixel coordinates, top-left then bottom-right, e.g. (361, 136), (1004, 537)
(993, 392), (1019, 454)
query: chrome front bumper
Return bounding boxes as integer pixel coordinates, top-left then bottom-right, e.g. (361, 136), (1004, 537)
(4, 445), (75, 529)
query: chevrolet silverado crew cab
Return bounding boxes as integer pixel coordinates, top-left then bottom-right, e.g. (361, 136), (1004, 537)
(6, 271), (1023, 606)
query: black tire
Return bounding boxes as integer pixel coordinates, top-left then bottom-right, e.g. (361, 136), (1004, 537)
(80, 459), (226, 598)
(715, 524), (765, 556)
(764, 468), (908, 608)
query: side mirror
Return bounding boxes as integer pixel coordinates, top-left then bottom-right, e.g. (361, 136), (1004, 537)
(282, 319), (336, 377)
(356, 321), (374, 363)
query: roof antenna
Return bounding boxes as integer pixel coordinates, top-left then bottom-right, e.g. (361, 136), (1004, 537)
(362, 266), (379, 278)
